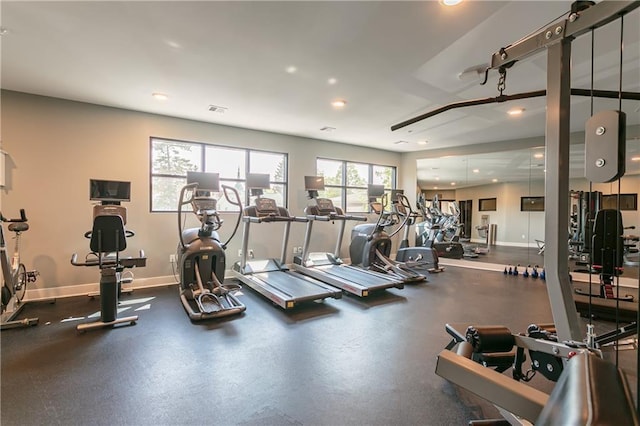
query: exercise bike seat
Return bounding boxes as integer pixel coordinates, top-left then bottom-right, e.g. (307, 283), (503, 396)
(8, 222), (28, 233)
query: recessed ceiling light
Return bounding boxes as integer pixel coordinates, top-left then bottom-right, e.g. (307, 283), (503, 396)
(286, 65), (297, 74)
(450, 182), (456, 186)
(441, 0), (463, 6)
(434, 186), (439, 190)
(332, 99), (347, 108)
(166, 40), (181, 49)
(534, 153), (544, 159)
(417, 141), (428, 145)
(508, 108), (525, 116)
(631, 156), (640, 161)
(492, 178), (498, 182)
(435, 177), (440, 181)
(328, 78), (338, 85)
(472, 169), (480, 173)
(152, 93), (168, 101)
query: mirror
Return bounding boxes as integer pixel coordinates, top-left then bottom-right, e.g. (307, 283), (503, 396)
(415, 137), (640, 279)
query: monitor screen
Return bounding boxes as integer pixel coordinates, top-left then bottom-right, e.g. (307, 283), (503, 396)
(391, 189), (404, 198)
(246, 173), (270, 190)
(187, 171), (220, 192)
(305, 176), (325, 191)
(368, 184), (385, 198)
(90, 179), (131, 202)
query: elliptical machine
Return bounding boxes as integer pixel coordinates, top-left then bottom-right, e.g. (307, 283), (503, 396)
(176, 172), (245, 320)
(415, 194), (464, 259)
(391, 190), (443, 273)
(349, 185), (426, 283)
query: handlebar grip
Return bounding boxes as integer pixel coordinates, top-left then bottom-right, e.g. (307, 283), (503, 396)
(20, 209), (27, 222)
(84, 231), (92, 239)
(70, 253), (79, 265)
(310, 215), (331, 222)
(126, 230), (135, 238)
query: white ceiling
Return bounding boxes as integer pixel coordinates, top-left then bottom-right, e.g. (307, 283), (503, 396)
(1, 1), (639, 183)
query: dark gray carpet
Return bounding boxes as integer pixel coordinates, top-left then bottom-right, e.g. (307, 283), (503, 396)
(1, 266), (636, 425)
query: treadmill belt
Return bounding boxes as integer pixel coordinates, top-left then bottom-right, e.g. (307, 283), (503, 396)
(255, 271), (334, 299)
(320, 265), (396, 286)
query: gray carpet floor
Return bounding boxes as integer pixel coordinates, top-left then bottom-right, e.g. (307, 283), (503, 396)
(1, 265), (637, 425)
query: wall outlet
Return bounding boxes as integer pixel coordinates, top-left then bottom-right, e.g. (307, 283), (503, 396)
(169, 254), (177, 263)
(248, 249), (254, 259)
(238, 249), (243, 257)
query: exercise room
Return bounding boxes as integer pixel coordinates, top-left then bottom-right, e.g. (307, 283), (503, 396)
(2, 1), (639, 425)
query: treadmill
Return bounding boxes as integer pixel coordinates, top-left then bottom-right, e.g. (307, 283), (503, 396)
(292, 176), (404, 297)
(231, 174), (342, 309)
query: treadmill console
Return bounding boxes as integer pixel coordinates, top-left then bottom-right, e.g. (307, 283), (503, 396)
(315, 198), (337, 215)
(255, 197), (279, 217)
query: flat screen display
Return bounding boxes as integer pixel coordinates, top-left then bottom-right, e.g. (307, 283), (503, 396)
(305, 176), (325, 191)
(187, 171), (220, 192)
(246, 173), (270, 189)
(368, 184), (385, 198)
(90, 179), (131, 202)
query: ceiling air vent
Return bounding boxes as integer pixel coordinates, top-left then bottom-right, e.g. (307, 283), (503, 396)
(208, 105), (228, 113)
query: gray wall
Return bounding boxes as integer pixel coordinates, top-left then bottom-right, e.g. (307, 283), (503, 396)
(1, 90), (401, 294)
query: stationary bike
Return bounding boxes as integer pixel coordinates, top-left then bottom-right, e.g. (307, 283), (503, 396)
(177, 172), (246, 320)
(1, 209), (39, 330)
(71, 180), (146, 332)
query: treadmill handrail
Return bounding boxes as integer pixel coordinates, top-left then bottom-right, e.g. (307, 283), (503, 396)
(244, 215), (308, 224)
(306, 213), (367, 222)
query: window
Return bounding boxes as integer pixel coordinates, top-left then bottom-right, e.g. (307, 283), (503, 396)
(316, 158), (396, 212)
(602, 194), (637, 211)
(150, 138), (287, 212)
(521, 196), (545, 212)
(479, 198), (497, 212)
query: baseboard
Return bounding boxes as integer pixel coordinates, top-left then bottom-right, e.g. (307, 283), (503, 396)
(25, 275), (179, 302)
(439, 258), (638, 289)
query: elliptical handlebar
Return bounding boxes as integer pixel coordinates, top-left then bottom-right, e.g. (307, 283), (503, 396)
(220, 185), (243, 250)
(178, 183), (199, 250)
(369, 191), (407, 240)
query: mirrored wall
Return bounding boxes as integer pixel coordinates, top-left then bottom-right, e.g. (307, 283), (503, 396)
(415, 137), (640, 277)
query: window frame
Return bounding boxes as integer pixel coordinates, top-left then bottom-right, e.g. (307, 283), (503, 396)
(150, 137), (288, 212)
(315, 157), (397, 213)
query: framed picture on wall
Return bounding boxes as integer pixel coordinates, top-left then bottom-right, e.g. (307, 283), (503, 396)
(521, 196), (545, 212)
(602, 194), (637, 211)
(479, 198), (497, 211)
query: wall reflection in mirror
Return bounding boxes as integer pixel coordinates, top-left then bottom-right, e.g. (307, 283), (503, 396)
(415, 137), (640, 279)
